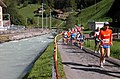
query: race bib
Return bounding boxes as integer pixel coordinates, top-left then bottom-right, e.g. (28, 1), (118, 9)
(103, 39), (109, 43)
(64, 35), (67, 38)
(80, 37), (83, 40)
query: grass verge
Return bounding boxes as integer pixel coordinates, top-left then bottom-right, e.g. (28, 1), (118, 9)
(84, 40), (120, 59)
(23, 36), (66, 79)
(57, 34), (66, 79)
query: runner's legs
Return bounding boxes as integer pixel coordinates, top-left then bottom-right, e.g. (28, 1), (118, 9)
(100, 47), (105, 67)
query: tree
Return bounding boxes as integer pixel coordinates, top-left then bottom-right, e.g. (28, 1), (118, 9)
(70, 0), (77, 11)
(66, 13), (76, 29)
(3, 0), (25, 25)
(47, 0), (55, 8)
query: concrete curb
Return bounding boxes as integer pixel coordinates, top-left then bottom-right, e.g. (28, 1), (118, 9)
(82, 47), (120, 66)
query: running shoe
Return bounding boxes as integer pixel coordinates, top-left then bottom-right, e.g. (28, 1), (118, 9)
(81, 46), (83, 49)
(103, 58), (105, 64)
(95, 51), (97, 53)
(100, 62), (104, 68)
(98, 50), (100, 53)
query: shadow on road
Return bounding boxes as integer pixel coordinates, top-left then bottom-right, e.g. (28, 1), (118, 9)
(62, 61), (120, 78)
(62, 62), (88, 67)
(71, 66), (120, 78)
(66, 51), (85, 53)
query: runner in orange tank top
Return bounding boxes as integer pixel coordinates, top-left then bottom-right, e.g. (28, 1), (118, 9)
(98, 22), (113, 68)
(67, 30), (71, 44)
(99, 28), (112, 45)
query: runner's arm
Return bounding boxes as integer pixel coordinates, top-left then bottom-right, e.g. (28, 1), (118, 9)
(94, 32), (96, 37)
(98, 31), (103, 43)
(110, 31), (113, 45)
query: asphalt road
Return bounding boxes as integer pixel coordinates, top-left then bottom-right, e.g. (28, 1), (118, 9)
(0, 34), (53, 79)
(58, 39), (120, 79)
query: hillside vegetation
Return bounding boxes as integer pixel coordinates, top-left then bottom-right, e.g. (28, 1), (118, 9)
(4, 0), (115, 29)
(17, 4), (63, 28)
(69, 0), (115, 29)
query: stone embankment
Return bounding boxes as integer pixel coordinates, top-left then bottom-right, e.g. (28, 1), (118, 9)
(0, 29), (51, 43)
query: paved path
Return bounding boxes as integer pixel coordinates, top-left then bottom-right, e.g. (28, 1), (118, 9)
(58, 39), (120, 79)
(0, 34), (53, 79)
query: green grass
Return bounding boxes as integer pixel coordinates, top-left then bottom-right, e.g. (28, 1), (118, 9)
(84, 40), (120, 59)
(110, 41), (120, 59)
(56, 35), (66, 79)
(17, 4), (41, 18)
(57, 48), (66, 79)
(16, 0), (115, 29)
(24, 43), (53, 79)
(17, 4), (63, 28)
(23, 41), (66, 79)
(83, 30), (92, 34)
(76, 0), (114, 28)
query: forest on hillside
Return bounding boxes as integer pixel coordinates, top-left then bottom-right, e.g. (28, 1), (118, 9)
(16, 0), (102, 10)
(2, 0), (102, 25)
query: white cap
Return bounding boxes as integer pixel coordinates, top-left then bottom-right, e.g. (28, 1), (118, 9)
(104, 22), (109, 25)
(104, 22), (109, 26)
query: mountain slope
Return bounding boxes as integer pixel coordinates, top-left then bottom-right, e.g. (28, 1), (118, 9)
(76, 0), (115, 28)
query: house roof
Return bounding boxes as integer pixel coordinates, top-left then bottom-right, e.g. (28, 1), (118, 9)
(0, 0), (7, 7)
(53, 10), (63, 14)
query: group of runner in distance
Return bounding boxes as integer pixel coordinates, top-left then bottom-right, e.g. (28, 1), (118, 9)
(62, 22), (113, 68)
(62, 24), (85, 49)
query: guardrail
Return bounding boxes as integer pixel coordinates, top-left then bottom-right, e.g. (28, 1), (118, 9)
(53, 34), (61, 79)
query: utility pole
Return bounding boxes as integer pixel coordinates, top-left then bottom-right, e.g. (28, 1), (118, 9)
(46, 14), (48, 29)
(42, 3), (44, 31)
(37, 16), (39, 26)
(50, 9), (51, 29)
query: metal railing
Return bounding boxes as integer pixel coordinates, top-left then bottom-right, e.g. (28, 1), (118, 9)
(52, 34), (61, 79)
